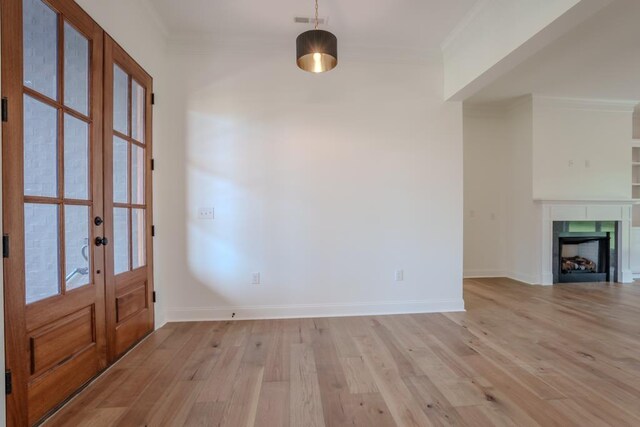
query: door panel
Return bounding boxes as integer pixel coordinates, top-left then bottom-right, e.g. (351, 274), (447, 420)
(2, 0), (106, 424)
(29, 306), (94, 375)
(103, 35), (154, 362)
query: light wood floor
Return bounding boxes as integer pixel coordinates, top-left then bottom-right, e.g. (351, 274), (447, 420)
(46, 278), (640, 426)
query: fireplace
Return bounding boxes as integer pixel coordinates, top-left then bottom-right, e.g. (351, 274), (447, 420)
(538, 200), (633, 285)
(556, 232), (611, 283)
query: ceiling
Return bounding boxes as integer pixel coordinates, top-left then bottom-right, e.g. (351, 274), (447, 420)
(468, 0), (640, 104)
(148, 0), (477, 52)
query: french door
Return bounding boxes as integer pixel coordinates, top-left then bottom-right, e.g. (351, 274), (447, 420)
(103, 36), (154, 361)
(1, 0), (154, 425)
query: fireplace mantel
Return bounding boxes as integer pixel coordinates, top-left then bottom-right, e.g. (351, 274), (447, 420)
(537, 199), (634, 285)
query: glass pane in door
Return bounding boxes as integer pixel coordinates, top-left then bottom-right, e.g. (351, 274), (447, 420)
(25, 203), (60, 303)
(131, 144), (144, 204)
(113, 208), (130, 274)
(23, 0), (58, 99)
(64, 114), (89, 199)
(24, 95), (58, 197)
(113, 136), (128, 203)
(131, 79), (145, 142)
(65, 205), (90, 290)
(132, 208), (145, 269)
(63, 22), (89, 115)
(113, 65), (129, 135)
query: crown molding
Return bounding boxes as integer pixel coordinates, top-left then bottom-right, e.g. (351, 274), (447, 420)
(533, 95), (639, 113)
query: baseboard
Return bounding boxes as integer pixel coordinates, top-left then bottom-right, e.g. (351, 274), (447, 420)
(621, 269), (635, 283)
(504, 271), (543, 286)
(166, 299), (466, 322)
(154, 318), (167, 330)
(464, 269), (506, 278)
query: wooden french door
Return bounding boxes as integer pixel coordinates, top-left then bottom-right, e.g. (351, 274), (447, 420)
(1, 1), (154, 425)
(2, 0), (106, 424)
(103, 35), (154, 362)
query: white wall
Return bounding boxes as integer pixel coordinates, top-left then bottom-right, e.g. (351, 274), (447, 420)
(503, 98), (542, 283)
(164, 46), (465, 320)
(75, 0), (169, 327)
(463, 106), (508, 277)
(532, 97), (633, 200)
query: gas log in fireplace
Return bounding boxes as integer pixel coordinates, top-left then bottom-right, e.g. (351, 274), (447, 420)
(557, 232), (610, 283)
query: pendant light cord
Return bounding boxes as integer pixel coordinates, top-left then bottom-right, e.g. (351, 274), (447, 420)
(315, 0), (319, 30)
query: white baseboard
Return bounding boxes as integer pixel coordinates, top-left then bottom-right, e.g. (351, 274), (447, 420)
(621, 269), (635, 283)
(504, 271), (543, 285)
(166, 299), (466, 322)
(464, 269), (506, 278)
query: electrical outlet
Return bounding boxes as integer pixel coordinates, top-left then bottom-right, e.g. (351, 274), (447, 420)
(395, 270), (404, 282)
(198, 207), (214, 220)
(252, 272), (261, 285)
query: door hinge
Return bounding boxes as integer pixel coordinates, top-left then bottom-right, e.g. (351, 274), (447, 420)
(5, 371), (12, 395)
(151, 158), (155, 171)
(2, 234), (9, 258)
(151, 225), (155, 237)
(151, 93), (155, 105)
(1, 97), (8, 122)
(152, 291), (157, 303)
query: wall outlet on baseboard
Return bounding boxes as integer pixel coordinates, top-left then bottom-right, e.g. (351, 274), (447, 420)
(197, 207), (214, 220)
(395, 269), (404, 282)
(252, 272), (261, 285)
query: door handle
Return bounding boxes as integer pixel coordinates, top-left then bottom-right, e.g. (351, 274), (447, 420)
(95, 237), (109, 247)
(94, 216), (104, 226)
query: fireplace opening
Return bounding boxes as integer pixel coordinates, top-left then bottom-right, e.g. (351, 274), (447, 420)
(552, 221), (619, 284)
(557, 232), (611, 283)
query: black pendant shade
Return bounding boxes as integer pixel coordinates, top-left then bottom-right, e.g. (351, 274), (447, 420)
(296, 29), (338, 73)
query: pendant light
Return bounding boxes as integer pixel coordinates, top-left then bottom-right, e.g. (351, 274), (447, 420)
(296, 0), (337, 73)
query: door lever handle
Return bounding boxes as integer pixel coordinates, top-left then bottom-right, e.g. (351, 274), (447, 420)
(95, 237), (109, 247)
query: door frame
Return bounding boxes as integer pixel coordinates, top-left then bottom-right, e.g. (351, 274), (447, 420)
(0, 0), (27, 422)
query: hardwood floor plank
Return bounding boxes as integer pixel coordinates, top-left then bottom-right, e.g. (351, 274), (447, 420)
(183, 402), (226, 427)
(219, 364), (264, 427)
(255, 381), (290, 427)
(354, 335), (433, 427)
(289, 343), (326, 427)
(340, 356), (379, 394)
(195, 345), (246, 403)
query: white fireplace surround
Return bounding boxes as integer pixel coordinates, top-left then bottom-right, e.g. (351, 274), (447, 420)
(539, 200), (634, 285)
